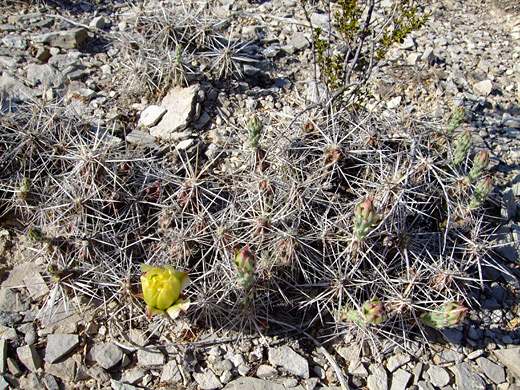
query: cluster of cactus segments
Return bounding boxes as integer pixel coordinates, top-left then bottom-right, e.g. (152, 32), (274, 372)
(453, 130), (472, 167)
(353, 198), (380, 240)
(469, 177), (493, 210)
(468, 150), (490, 183)
(347, 297), (387, 326)
(421, 300), (468, 329)
(234, 246), (256, 289)
(248, 116), (262, 152)
(447, 107), (465, 134)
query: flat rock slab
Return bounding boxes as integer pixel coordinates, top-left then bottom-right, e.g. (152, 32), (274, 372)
(451, 362), (486, 390)
(136, 348), (165, 366)
(223, 377), (285, 390)
(139, 105), (167, 127)
(0, 72), (35, 102)
(149, 85), (199, 139)
(494, 347), (520, 379)
(476, 357), (505, 384)
(45, 334), (79, 363)
(32, 28), (88, 49)
(17, 345), (42, 371)
(23, 272), (49, 300)
(367, 364), (388, 390)
(268, 345), (309, 379)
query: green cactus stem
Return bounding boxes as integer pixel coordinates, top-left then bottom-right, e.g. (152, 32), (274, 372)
(447, 107), (465, 135)
(347, 297), (387, 326)
(248, 116), (262, 152)
(469, 177), (492, 210)
(421, 300), (468, 329)
(354, 198), (380, 240)
(234, 246), (256, 289)
(453, 130), (472, 167)
(17, 178), (31, 200)
(468, 151), (490, 183)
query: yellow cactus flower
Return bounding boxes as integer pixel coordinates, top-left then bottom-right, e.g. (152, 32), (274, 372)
(139, 264), (190, 318)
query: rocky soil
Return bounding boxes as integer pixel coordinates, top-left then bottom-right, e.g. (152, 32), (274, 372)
(0, 0), (520, 389)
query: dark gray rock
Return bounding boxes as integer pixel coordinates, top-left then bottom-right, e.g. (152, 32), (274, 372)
(89, 343), (123, 370)
(451, 362), (486, 390)
(45, 334), (79, 363)
(476, 357), (505, 384)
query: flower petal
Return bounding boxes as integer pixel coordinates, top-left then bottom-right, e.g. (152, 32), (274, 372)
(166, 299), (191, 319)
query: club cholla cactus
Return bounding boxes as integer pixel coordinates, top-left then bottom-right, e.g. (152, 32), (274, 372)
(447, 107), (465, 134)
(421, 300), (468, 329)
(453, 130), (472, 167)
(468, 151), (490, 183)
(469, 177), (493, 210)
(347, 297), (387, 326)
(138, 264), (190, 318)
(354, 198), (380, 240)
(234, 246), (256, 289)
(248, 116), (262, 152)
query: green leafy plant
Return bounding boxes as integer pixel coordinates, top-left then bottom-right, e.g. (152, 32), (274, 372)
(304, 0), (428, 104)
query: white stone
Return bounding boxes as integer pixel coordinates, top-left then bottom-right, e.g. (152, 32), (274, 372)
(137, 348), (165, 366)
(150, 85), (199, 139)
(139, 105), (167, 127)
(427, 365), (450, 387)
(473, 79), (493, 96)
(193, 369), (223, 390)
(390, 369), (412, 390)
(367, 364), (388, 390)
(89, 16), (105, 29)
(268, 346), (309, 379)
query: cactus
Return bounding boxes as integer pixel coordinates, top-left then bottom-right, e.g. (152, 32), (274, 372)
(354, 198), (380, 240)
(421, 300), (468, 329)
(453, 130), (472, 167)
(469, 177), (493, 210)
(347, 297), (387, 326)
(17, 178), (31, 200)
(234, 246), (256, 289)
(447, 107), (465, 134)
(468, 151), (490, 183)
(248, 116), (262, 152)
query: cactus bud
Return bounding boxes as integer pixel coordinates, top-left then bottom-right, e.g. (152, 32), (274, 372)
(421, 300), (468, 329)
(453, 130), (472, 166)
(468, 151), (490, 183)
(347, 297), (387, 326)
(354, 198), (380, 240)
(469, 177), (492, 210)
(234, 246), (256, 289)
(447, 107), (465, 134)
(248, 116), (262, 152)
